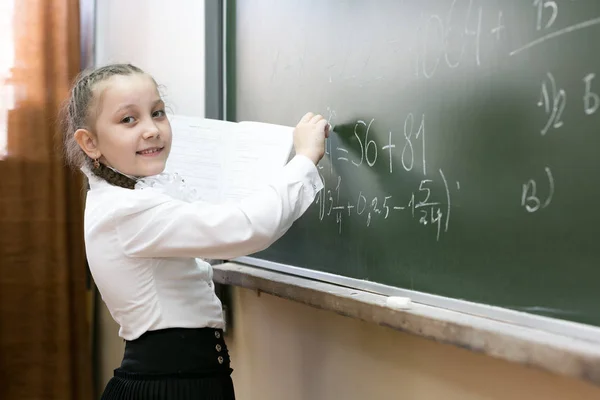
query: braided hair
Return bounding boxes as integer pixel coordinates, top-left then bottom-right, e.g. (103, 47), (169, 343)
(60, 63), (149, 189)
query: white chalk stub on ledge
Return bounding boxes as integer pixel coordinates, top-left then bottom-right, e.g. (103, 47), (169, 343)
(386, 296), (412, 310)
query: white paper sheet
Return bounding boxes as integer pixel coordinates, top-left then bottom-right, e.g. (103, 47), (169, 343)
(166, 115), (294, 204)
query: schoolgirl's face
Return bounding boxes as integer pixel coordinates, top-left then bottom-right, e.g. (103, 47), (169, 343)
(90, 73), (172, 177)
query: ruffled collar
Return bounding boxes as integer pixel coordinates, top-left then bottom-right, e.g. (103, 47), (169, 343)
(81, 165), (201, 203)
(135, 171), (201, 202)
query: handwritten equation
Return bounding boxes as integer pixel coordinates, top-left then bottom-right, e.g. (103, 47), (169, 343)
(315, 109), (459, 241)
(392, 0), (600, 81)
(308, 0), (600, 237)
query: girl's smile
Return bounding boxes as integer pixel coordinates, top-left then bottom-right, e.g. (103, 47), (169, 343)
(137, 146), (165, 157)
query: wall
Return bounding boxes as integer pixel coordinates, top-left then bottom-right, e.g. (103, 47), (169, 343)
(95, 0), (205, 117)
(93, 2), (600, 399)
(226, 287), (600, 400)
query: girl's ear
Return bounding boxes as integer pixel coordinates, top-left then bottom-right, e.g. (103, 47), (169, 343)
(74, 128), (101, 159)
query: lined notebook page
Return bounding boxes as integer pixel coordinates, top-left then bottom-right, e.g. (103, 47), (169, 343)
(166, 115), (235, 203)
(166, 115), (294, 204)
(222, 121), (294, 202)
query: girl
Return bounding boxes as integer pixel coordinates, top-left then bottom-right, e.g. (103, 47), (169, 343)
(60, 63), (328, 400)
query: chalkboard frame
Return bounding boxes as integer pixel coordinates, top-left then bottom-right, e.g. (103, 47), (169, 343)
(222, 0), (600, 344)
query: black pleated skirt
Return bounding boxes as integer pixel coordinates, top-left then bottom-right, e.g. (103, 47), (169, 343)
(101, 327), (235, 400)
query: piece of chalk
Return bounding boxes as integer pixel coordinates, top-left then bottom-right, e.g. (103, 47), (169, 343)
(386, 296), (412, 309)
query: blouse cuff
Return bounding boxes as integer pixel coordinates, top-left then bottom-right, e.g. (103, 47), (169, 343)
(283, 155), (324, 196)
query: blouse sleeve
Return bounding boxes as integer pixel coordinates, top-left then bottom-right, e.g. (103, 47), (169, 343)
(114, 155), (323, 260)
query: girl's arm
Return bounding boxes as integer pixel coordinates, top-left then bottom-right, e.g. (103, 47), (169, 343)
(114, 154), (322, 259)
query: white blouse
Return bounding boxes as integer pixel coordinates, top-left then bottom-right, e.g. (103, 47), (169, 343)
(83, 155), (323, 340)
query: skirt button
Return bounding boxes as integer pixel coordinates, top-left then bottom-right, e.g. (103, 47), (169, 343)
(216, 344), (222, 352)
(218, 356), (224, 364)
(215, 330), (221, 339)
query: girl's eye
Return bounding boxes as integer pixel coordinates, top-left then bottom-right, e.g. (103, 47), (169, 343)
(121, 116), (135, 124)
(153, 109), (166, 118)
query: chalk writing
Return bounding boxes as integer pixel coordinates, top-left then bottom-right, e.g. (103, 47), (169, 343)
(491, 11), (505, 40)
(533, 0), (558, 31)
(401, 113), (426, 175)
(382, 132), (396, 174)
(538, 72), (566, 135)
(318, 181), (453, 240)
(510, 17), (600, 56)
(533, 71), (600, 139)
(325, 107), (337, 174)
(316, 113), (455, 241)
(583, 73), (600, 115)
(409, 0), (484, 80)
(522, 167), (555, 213)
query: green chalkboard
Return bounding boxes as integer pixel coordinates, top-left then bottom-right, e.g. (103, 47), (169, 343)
(226, 0), (600, 328)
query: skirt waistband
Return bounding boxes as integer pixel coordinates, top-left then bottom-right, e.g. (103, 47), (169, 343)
(117, 327), (231, 378)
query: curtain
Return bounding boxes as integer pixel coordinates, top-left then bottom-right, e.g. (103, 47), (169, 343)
(0, 0), (93, 398)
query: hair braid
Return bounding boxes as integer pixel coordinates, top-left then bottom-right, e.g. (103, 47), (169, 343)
(86, 159), (137, 189)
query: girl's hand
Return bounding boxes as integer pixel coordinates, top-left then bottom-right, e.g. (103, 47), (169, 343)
(293, 112), (330, 165)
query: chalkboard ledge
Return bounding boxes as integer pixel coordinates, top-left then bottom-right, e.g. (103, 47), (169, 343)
(213, 262), (600, 387)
